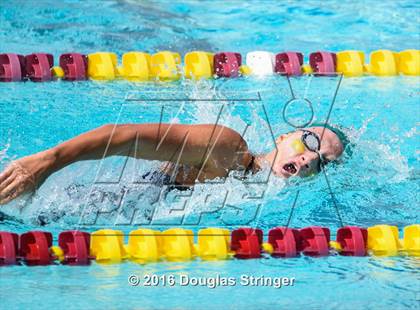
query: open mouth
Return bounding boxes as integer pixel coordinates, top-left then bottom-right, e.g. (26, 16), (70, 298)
(283, 163), (297, 175)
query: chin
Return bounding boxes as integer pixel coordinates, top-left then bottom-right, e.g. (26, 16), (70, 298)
(272, 169), (288, 178)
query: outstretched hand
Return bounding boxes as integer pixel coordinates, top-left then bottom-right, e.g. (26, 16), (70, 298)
(0, 151), (54, 205)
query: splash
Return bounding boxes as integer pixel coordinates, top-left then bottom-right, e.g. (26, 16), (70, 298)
(0, 82), (289, 228)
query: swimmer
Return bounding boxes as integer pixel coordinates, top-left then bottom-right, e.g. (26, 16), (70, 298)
(0, 123), (348, 204)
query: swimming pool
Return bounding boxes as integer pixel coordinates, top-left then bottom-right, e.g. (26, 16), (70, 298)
(0, 0), (419, 309)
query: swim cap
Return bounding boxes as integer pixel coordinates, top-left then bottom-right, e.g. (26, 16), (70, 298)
(309, 122), (352, 156)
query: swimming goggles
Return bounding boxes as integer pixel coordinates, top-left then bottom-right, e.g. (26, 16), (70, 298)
(301, 130), (328, 172)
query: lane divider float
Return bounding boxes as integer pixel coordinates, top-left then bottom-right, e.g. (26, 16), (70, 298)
(118, 52), (151, 82)
(1, 49), (418, 82)
(26, 53), (54, 82)
(213, 52), (242, 78)
(150, 51), (181, 81)
(87, 52), (118, 81)
(59, 53), (87, 81)
(275, 52), (304, 76)
(0, 224), (418, 266)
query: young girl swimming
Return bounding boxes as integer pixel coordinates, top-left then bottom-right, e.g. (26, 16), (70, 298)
(0, 123), (346, 205)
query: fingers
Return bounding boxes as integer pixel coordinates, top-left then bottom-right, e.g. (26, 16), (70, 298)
(0, 189), (20, 205)
(0, 170), (17, 192)
(0, 162), (36, 205)
(0, 181), (26, 205)
(0, 165), (14, 184)
(0, 178), (23, 205)
(0, 192), (15, 205)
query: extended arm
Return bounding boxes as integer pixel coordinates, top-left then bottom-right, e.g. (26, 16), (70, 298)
(0, 123), (250, 204)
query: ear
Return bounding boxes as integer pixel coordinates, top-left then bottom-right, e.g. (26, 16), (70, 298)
(276, 134), (288, 144)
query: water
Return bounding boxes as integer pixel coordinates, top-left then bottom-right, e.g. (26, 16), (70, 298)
(0, 1), (419, 309)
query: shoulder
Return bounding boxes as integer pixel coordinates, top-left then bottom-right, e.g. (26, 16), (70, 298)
(195, 124), (251, 171)
(194, 124), (248, 151)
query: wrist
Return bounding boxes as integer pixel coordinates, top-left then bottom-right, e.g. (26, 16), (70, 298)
(39, 148), (59, 173)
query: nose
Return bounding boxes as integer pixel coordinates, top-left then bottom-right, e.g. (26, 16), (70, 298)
(297, 152), (318, 171)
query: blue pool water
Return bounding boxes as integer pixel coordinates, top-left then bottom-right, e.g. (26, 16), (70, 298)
(0, 1), (419, 309)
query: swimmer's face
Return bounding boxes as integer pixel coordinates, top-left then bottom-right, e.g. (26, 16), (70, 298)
(271, 127), (344, 178)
